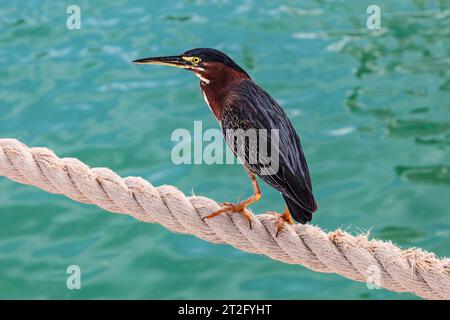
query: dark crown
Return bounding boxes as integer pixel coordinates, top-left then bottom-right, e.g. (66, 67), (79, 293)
(183, 48), (249, 77)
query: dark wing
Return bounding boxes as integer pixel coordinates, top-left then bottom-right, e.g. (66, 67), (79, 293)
(221, 79), (317, 215)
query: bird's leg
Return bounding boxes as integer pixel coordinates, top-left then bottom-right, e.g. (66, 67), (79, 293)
(202, 173), (261, 229)
(274, 207), (295, 237)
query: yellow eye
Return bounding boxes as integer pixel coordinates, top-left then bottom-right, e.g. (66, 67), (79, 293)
(192, 57), (201, 64)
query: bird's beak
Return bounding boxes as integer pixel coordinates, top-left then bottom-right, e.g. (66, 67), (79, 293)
(132, 55), (188, 69)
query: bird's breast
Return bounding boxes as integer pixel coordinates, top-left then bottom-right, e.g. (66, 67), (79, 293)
(199, 76), (248, 122)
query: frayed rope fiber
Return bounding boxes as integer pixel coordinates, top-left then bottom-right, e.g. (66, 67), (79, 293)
(0, 138), (449, 299)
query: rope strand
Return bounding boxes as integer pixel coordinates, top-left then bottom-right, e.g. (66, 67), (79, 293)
(0, 138), (449, 299)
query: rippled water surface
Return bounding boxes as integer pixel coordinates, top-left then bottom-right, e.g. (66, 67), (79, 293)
(0, 0), (449, 299)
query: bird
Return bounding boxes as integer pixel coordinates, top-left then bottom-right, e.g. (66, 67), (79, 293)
(133, 48), (317, 235)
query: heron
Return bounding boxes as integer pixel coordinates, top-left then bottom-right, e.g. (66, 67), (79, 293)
(133, 48), (317, 235)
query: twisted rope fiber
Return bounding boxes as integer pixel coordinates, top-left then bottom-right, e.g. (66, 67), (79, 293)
(0, 139), (449, 299)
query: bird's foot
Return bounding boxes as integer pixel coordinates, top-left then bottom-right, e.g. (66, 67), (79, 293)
(271, 209), (294, 237)
(202, 201), (253, 229)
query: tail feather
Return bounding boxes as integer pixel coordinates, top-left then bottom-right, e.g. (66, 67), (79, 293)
(283, 195), (315, 224)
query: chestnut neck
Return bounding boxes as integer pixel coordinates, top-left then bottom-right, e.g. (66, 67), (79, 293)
(199, 63), (250, 120)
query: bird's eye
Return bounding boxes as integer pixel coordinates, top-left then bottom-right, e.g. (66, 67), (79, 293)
(192, 57), (201, 64)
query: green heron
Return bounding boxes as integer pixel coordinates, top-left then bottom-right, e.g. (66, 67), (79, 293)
(133, 48), (317, 235)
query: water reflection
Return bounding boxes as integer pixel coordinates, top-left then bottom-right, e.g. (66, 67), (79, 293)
(396, 165), (450, 185)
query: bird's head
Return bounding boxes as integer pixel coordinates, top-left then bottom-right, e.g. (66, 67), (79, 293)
(132, 48), (250, 85)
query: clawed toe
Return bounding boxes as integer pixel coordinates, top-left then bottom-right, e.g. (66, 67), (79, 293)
(270, 210), (294, 237)
(275, 218), (286, 237)
(202, 202), (253, 229)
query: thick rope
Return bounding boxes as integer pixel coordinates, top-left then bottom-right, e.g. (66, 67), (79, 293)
(0, 138), (449, 299)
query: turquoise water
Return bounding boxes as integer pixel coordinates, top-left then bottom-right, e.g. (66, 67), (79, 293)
(0, 0), (449, 299)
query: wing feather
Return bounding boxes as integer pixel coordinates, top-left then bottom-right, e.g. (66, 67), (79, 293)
(221, 79), (317, 213)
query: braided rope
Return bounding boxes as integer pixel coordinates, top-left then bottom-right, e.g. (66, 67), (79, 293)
(0, 138), (449, 299)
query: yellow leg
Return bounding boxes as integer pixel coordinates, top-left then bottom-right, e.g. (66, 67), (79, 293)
(202, 173), (261, 229)
(275, 207), (294, 237)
